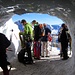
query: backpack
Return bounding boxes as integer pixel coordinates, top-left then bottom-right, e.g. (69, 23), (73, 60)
(66, 33), (71, 42)
(0, 33), (11, 49)
(41, 27), (45, 36)
(48, 35), (52, 42)
(58, 33), (61, 42)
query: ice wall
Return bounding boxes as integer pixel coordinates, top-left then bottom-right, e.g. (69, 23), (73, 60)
(0, 19), (21, 61)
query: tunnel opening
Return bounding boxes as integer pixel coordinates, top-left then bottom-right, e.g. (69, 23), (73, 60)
(12, 13), (72, 61)
(0, 12), (72, 62)
(12, 13), (64, 60)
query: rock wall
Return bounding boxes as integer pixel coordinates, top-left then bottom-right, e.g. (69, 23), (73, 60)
(0, 0), (75, 75)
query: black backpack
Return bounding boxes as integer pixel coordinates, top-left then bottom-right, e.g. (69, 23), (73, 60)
(0, 33), (11, 49)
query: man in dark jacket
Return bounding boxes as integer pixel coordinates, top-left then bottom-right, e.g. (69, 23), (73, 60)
(0, 33), (11, 75)
(31, 20), (41, 59)
(32, 20), (41, 41)
(60, 23), (69, 60)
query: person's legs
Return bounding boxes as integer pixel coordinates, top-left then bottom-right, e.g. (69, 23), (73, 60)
(45, 41), (49, 57)
(61, 42), (68, 60)
(0, 52), (9, 75)
(27, 49), (33, 63)
(69, 40), (72, 55)
(41, 42), (44, 57)
(1, 65), (9, 75)
(26, 42), (33, 63)
(19, 32), (25, 48)
(60, 43), (63, 57)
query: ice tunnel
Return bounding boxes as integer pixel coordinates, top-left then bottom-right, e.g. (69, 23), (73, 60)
(0, 0), (75, 75)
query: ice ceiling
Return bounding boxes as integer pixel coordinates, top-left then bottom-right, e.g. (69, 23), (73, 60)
(0, 0), (75, 75)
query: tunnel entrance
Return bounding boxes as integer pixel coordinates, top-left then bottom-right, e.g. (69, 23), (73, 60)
(10, 13), (72, 61)
(0, 13), (72, 62)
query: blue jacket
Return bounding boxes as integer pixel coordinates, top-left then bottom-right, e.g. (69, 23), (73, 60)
(41, 26), (51, 42)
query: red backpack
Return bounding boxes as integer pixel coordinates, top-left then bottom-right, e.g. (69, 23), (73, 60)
(48, 34), (52, 42)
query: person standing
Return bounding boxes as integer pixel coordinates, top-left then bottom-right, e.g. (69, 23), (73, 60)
(60, 23), (69, 60)
(41, 23), (51, 57)
(20, 19), (33, 64)
(0, 33), (11, 75)
(31, 20), (41, 59)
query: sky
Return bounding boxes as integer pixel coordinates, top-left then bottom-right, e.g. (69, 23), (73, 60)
(12, 13), (64, 25)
